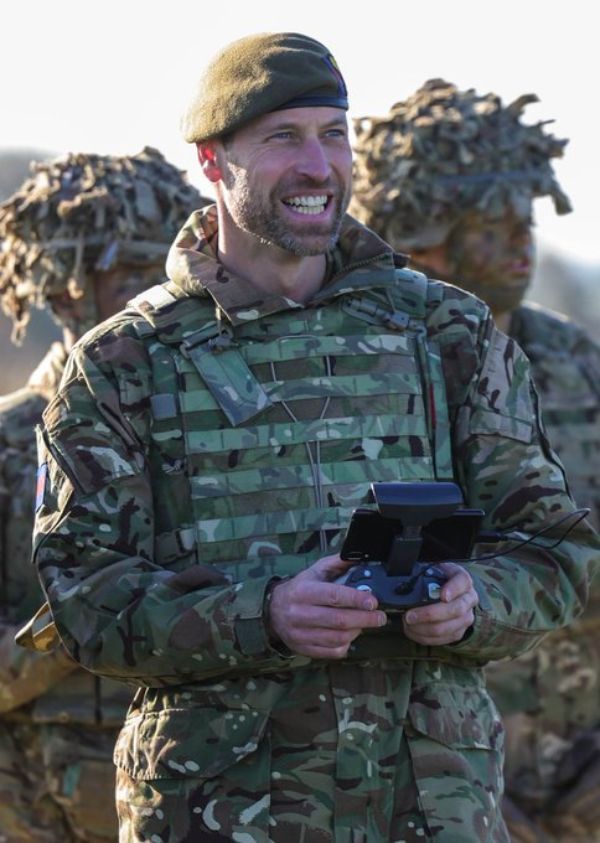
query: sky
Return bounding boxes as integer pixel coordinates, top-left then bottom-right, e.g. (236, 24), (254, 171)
(1, 0), (598, 267)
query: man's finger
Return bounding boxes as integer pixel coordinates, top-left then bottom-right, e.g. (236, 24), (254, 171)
(437, 562), (475, 602)
(404, 588), (477, 626)
(289, 605), (387, 631)
(294, 580), (381, 612)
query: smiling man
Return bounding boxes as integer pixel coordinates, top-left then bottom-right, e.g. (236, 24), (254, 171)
(351, 79), (600, 842)
(30, 35), (598, 842)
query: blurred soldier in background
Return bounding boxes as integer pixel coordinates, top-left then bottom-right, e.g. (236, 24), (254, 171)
(351, 80), (600, 842)
(0, 147), (209, 842)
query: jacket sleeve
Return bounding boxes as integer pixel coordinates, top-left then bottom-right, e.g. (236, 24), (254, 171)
(446, 313), (600, 662)
(0, 432), (78, 710)
(33, 333), (298, 687)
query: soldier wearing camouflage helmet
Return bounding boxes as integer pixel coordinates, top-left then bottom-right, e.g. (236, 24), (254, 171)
(0, 146), (210, 842)
(28, 34), (598, 842)
(351, 79), (600, 842)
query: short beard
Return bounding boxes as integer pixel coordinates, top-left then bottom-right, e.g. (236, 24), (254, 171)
(222, 162), (349, 256)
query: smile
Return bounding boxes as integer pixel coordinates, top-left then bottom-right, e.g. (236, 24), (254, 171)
(282, 195), (329, 215)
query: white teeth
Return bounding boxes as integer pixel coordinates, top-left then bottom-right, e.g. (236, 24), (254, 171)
(283, 195), (328, 214)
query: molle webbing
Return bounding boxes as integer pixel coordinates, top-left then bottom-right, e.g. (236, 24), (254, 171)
(130, 270), (454, 573)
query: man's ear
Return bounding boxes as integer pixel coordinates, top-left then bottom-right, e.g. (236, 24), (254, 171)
(197, 141), (222, 183)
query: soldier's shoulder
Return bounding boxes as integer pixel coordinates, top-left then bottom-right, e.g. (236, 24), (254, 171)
(395, 266), (490, 331)
(421, 274), (491, 341)
(513, 302), (600, 357)
(74, 282), (213, 358)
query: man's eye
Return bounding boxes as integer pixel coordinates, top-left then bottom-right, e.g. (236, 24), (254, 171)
(268, 131), (293, 140)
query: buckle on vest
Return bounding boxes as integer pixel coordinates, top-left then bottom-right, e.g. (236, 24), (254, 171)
(343, 296), (409, 331)
(383, 310), (410, 330)
(181, 325), (234, 357)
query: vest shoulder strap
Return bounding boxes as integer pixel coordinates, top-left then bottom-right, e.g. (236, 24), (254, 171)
(392, 270), (453, 480)
(341, 267), (430, 332)
(127, 283), (220, 346)
(391, 267), (429, 320)
(127, 283), (272, 427)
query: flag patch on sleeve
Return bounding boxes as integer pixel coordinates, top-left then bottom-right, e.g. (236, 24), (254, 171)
(36, 462), (48, 512)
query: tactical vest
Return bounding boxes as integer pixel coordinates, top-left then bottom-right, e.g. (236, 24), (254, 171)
(128, 268), (456, 588)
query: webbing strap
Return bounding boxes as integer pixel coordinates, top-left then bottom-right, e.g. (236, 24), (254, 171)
(155, 527), (197, 563)
(415, 335), (454, 480)
(181, 339), (273, 427)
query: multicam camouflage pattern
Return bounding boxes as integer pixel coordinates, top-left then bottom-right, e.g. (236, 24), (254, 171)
(0, 343), (69, 671)
(0, 344), (129, 842)
(33, 210), (598, 841)
(485, 301), (600, 842)
(0, 149), (211, 841)
(510, 303), (600, 530)
(0, 720), (120, 843)
(347, 77), (600, 840)
(0, 147), (209, 341)
(115, 662), (504, 842)
(349, 79), (571, 250)
(0, 718), (69, 843)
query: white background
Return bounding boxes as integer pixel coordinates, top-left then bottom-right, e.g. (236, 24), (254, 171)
(1, 0), (598, 266)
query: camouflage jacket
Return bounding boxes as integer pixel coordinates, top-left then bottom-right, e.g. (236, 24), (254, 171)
(511, 302), (600, 530)
(485, 302), (600, 819)
(0, 345), (132, 723)
(0, 343), (75, 712)
(32, 210), (598, 838)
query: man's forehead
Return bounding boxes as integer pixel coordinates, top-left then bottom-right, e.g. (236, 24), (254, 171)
(246, 106), (348, 133)
(460, 207), (533, 229)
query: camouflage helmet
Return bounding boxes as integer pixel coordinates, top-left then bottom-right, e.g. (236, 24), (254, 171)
(0, 146), (210, 342)
(350, 79), (572, 250)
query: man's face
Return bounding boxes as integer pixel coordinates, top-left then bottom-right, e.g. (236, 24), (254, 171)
(93, 263), (163, 322)
(445, 209), (535, 313)
(48, 262), (164, 337)
(212, 106), (353, 256)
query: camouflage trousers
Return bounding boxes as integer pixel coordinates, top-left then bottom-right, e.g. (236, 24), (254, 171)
(0, 718), (119, 843)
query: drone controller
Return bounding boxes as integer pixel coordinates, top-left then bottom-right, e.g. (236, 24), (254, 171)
(336, 482), (484, 613)
(339, 560), (447, 613)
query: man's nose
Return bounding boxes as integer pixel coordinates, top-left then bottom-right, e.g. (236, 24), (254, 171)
(295, 138), (332, 182)
(511, 222), (534, 251)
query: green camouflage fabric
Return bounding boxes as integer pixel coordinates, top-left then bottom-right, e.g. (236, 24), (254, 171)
(347, 77), (600, 840)
(349, 78), (571, 251)
(0, 343), (74, 710)
(485, 301), (600, 842)
(0, 149), (212, 842)
(0, 344), (130, 842)
(509, 303), (600, 531)
(0, 146), (210, 342)
(33, 209), (598, 842)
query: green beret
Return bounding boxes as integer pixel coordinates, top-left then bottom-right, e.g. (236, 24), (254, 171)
(181, 32), (349, 143)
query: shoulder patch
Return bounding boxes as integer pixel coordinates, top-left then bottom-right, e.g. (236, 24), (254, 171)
(35, 462), (48, 512)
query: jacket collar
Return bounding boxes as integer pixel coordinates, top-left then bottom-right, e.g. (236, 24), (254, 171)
(166, 205), (406, 326)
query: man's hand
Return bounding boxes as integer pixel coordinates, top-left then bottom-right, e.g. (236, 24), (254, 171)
(402, 562), (478, 645)
(268, 554), (387, 659)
